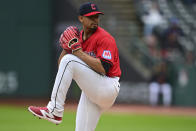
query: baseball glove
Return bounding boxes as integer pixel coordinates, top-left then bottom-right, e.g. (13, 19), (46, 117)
(59, 26), (81, 53)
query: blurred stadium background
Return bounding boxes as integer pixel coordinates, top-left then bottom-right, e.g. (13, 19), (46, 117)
(0, 0), (196, 130)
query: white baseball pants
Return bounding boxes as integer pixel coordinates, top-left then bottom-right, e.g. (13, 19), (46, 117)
(149, 82), (172, 106)
(47, 54), (120, 131)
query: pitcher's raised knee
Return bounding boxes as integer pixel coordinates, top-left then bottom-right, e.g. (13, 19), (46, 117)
(61, 54), (78, 62)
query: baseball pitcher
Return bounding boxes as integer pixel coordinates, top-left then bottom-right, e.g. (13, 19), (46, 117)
(28, 2), (121, 131)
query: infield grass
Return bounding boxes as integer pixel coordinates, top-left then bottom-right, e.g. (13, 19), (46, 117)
(0, 105), (196, 131)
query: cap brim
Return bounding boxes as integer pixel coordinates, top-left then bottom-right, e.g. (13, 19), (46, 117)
(83, 11), (104, 16)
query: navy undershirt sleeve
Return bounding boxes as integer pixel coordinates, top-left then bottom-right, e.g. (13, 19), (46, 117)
(100, 60), (111, 74)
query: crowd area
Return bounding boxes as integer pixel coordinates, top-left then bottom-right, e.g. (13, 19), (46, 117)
(135, 0), (196, 106)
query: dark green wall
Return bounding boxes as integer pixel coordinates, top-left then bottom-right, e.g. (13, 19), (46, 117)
(0, 0), (52, 97)
(173, 64), (196, 107)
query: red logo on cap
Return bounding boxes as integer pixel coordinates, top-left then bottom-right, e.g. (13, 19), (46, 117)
(91, 4), (96, 10)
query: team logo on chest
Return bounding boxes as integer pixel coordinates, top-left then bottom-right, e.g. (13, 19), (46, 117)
(85, 51), (96, 58)
(102, 50), (112, 60)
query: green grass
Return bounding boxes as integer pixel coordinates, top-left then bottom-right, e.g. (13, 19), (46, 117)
(0, 105), (196, 131)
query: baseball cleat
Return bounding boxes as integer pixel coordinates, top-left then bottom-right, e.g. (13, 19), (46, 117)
(28, 106), (62, 125)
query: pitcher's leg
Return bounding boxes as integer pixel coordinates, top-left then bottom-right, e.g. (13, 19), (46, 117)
(48, 54), (119, 117)
(47, 55), (74, 117)
(75, 92), (102, 131)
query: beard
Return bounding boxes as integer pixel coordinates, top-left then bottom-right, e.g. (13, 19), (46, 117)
(90, 24), (98, 32)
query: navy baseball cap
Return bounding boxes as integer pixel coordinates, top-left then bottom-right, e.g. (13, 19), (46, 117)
(79, 2), (104, 16)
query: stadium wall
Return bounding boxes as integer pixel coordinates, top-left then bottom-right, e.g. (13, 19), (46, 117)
(0, 0), (52, 97)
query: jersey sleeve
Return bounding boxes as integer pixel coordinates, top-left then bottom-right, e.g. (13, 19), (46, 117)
(96, 37), (116, 66)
